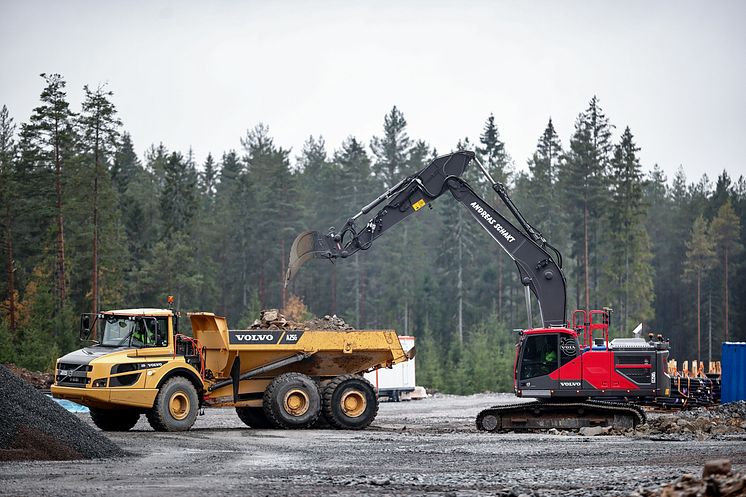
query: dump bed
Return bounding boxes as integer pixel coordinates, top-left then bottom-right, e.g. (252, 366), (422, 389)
(189, 312), (409, 382)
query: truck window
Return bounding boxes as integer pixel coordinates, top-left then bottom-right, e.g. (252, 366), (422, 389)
(520, 334), (559, 379)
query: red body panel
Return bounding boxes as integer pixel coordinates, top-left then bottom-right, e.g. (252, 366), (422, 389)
(548, 350), (640, 391)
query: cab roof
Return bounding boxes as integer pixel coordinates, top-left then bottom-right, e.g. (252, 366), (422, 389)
(102, 308), (173, 317)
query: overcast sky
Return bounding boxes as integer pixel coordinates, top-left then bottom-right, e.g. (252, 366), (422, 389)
(1, 0), (744, 183)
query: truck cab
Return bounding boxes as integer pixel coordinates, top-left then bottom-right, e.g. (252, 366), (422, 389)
(51, 308), (204, 430)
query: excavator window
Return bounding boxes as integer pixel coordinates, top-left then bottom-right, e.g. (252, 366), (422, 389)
(520, 334), (559, 379)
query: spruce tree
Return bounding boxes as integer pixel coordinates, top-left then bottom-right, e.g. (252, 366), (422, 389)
(604, 127), (654, 332)
(526, 118), (563, 243)
(370, 106), (411, 187)
(477, 113), (511, 185)
(559, 96), (613, 311)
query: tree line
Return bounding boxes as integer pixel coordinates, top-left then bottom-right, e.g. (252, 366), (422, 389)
(0, 74), (743, 393)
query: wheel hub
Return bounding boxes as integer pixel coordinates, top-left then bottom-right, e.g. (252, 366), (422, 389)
(169, 392), (190, 420)
(340, 390), (366, 418)
(284, 389), (310, 416)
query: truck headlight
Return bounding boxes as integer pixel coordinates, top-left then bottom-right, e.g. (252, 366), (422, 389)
(93, 378), (108, 388)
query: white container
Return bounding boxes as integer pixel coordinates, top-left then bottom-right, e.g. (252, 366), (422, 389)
(365, 336), (416, 401)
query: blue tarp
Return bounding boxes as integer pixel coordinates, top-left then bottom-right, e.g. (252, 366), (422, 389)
(721, 342), (746, 403)
(47, 395), (89, 413)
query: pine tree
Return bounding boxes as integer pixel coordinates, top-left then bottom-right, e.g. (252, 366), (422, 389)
(21, 74), (76, 311)
(683, 216), (716, 362)
(78, 83), (121, 315)
(710, 200), (743, 341)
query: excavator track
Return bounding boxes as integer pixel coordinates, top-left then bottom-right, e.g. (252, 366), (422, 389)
(476, 400), (646, 432)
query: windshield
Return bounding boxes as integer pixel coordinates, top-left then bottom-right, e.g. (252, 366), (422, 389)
(100, 317), (137, 346)
(99, 315), (168, 348)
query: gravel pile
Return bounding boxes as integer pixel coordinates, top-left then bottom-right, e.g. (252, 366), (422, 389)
(629, 459), (745, 497)
(3, 363), (53, 389)
(249, 309), (354, 331)
(632, 401), (746, 439)
(0, 364), (125, 461)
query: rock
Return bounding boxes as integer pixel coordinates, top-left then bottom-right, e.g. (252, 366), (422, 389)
(261, 309), (279, 322)
(703, 459), (731, 477)
(579, 426), (608, 436)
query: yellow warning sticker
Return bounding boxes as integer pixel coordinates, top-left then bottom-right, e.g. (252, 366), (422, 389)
(412, 199), (426, 211)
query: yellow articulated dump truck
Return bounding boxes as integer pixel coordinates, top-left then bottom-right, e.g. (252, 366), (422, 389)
(51, 308), (411, 432)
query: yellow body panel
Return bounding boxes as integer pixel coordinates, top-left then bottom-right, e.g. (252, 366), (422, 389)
(52, 309), (410, 412)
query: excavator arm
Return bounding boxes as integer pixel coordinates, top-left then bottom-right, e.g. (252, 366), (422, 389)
(287, 151), (567, 328)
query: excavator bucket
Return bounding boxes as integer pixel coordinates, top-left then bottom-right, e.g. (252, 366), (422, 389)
(285, 230), (335, 285)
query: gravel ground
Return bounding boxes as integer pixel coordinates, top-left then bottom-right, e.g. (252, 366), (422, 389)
(0, 393), (744, 496)
(0, 365), (124, 461)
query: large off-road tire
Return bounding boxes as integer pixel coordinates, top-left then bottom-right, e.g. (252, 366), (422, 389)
(146, 377), (199, 432)
(262, 372), (321, 429)
(322, 374), (378, 430)
(236, 406), (273, 429)
(89, 407), (140, 431)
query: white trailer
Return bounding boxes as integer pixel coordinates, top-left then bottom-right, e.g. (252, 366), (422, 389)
(365, 336), (422, 401)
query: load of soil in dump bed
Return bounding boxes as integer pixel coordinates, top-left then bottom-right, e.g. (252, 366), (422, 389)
(2, 363), (53, 389)
(250, 308), (354, 331)
(0, 364), (125, 461)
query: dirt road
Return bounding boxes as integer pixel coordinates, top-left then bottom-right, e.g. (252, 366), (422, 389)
(1, 393), (744, 496)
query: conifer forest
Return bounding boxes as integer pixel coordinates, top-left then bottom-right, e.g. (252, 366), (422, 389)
(1, 74), (744, 394)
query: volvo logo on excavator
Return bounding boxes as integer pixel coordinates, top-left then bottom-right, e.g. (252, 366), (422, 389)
(469, 201), (516, 243)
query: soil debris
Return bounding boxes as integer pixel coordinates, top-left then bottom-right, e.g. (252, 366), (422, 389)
(629, 401), (746, 439)
(3, 363), (53, 389)
(629, 459), (745, 497)
(0, 364), (125, 461)
(250, 308), (354, 331)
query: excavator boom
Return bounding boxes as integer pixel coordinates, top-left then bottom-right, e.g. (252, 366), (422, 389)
(286, 151), (566, 327)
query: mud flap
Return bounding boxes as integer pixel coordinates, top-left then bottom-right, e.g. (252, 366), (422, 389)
(285, 230), (336, 285)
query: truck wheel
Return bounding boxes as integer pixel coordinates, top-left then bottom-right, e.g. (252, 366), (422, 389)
(236, 406), (273, 429)
(263, 372), (321, 429)
(89, 407), (140, 431)
(322, 374), (378, 430)
(146, 377), (199, 432)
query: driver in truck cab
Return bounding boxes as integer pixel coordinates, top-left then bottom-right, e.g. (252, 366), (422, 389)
(133, 319), (156, 346)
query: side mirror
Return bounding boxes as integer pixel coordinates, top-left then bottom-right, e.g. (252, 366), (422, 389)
(80, 315), (92, 341)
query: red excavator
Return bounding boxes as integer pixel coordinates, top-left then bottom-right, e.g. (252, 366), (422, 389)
(286, 150), (670, 431)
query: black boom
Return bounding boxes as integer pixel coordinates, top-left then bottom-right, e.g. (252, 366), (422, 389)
(286, 151), (567, 328)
